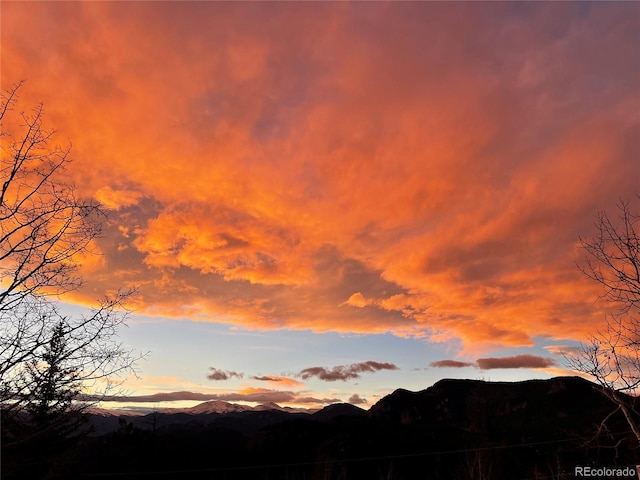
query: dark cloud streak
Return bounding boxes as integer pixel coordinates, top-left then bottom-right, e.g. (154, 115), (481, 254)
(348, 393), (368, 405)
(476, 355), (557, 370)
(207, 368), (244, 381)
(430, 360), (475, 368)
(430, 355), (557, 370)
(87, 390), (339, 405)
(251, 375), (281, 382)
(299, 361), (398, 381)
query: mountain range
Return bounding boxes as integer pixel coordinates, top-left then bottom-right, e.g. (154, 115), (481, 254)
(7, 376), (639, 480)
(87, 397), (363, 436)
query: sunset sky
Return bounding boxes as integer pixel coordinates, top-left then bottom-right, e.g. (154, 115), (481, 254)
(2, 1), (639, 410)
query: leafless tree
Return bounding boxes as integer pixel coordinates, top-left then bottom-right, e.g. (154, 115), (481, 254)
(0, 82), (141, 429)
(0, 82), (103, 312)
(1, 292), (138, 418)
(568, 198), (640, 444)
(579, 199), (640, 315)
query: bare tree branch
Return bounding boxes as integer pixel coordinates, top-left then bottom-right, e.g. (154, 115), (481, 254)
(0, 83), (144, 449)
(570, 198), (640, 445)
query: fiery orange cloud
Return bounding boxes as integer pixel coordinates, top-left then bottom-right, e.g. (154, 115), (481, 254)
(2, 2), (638, 352)
(94, 186), (143, 211)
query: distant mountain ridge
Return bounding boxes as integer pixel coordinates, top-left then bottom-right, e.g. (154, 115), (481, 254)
(87, 375), (635, 438)
(91, 375), (611, 420)
(162, 400), (252, 415)
(89, 400), (315, 418)
(87, 398), (363, 435)
(69, 377), (638, 479)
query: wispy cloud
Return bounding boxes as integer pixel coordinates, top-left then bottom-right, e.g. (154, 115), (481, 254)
(250, 375), (305, 388)
(293, 396), (342, 405)
(87, 391), (220, 403)
(544, 345), (582, 357)
(90, 389), (339, 405)
(430, 360), (475, 368)
(299, 361), (398, 381)
(251, 375), (280, 382)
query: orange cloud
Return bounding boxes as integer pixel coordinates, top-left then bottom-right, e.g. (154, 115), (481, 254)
(344, 293), (370, 308)
(2, 2), (638, 352)
(250, 376), (305, 389)
(95, 186), (143, 211)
